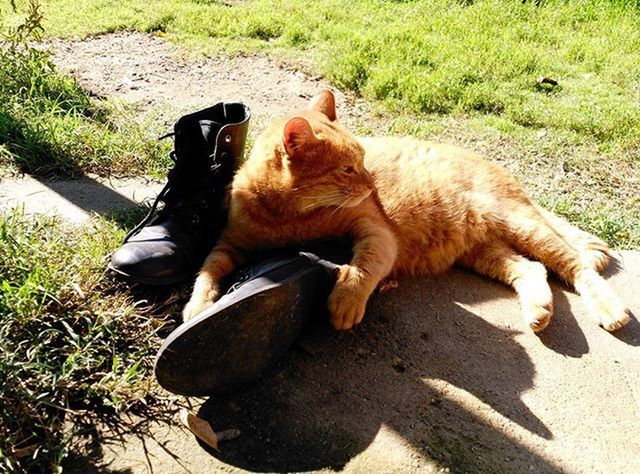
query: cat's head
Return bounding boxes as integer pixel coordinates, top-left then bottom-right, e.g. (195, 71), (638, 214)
(251, 90), (374, 214)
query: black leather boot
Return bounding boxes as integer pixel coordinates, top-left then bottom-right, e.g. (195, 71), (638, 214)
(109, 103), (251, 285)
(154, 246), (351, 396)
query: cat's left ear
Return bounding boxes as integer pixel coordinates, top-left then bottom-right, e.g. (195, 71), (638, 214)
(283, 116), (319, 159)
(308, 90), (337, 121)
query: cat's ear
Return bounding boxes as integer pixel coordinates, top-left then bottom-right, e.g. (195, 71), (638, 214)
(308, 90), (337, 121)
(283, 116), (318, 159)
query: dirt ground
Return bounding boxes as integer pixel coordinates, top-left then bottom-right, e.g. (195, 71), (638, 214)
(50, 32), (374, 131)
(8, 32), (639, 473)
(65, 252), (640, 474)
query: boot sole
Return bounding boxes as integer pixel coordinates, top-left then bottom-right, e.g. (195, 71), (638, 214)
(154, 256), (334, 396)
(108, 264), (191, 286)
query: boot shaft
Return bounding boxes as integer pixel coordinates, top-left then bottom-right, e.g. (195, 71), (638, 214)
(110, 102), (251, 285)
(169, 102), (250, 198)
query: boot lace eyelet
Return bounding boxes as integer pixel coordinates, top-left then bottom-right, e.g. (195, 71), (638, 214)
(224, 134), (232, 143)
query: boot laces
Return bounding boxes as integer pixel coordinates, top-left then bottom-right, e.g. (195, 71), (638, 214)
(123, 130), (225, 243)
(123, 148), (177, 242)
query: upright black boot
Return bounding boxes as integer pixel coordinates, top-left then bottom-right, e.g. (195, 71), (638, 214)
(109, 103), (251, 285)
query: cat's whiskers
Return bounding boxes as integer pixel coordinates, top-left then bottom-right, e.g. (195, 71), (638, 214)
(299, 191), (344, 211)
(300, 197), (340, 211)
(290, 183), (317, 192)
(322, 195), (351, 223)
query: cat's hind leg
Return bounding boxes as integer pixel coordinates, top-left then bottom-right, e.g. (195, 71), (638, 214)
(534, 204), (611, 273)
(507, 207), (629, 331)
(458, 240), (554, 332)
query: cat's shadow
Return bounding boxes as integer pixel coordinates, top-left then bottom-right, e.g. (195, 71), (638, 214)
(194, 264), (634, 472)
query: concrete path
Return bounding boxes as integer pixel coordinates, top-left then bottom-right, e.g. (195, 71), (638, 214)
(67, 252), (640, 473)
(0, 174), (163, 224)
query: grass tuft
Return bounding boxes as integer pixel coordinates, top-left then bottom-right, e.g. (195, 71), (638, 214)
(0, 4), (179, 471)
(0, 210), (169, 472)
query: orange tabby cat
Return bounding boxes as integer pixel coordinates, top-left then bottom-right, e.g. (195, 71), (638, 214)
(183, 90), (630, 333)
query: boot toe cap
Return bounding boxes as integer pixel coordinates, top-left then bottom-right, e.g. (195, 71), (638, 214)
(110, 241), (191, 285)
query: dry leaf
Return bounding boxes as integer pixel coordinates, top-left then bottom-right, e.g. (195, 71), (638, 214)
(72, 282), (86, 299)
(179, 409), (241, 451)
(379, 279), (398, 294)
(179, 409), (219, 451)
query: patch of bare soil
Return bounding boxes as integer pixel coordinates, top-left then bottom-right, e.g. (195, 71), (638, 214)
(50, 32), (372, 129)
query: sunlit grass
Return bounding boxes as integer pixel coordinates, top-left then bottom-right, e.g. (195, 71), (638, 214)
(0, 2), (170, 177)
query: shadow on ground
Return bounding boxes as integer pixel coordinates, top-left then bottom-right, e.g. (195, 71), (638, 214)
(62, 252), (639, 473)
(0, 172), (159, 228)
(194, 268), (610, 473)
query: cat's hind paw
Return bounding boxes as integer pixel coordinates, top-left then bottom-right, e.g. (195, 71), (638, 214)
(590, 296), (630, 332)
(576, 269), (630, 332)
(517, 275), (553, 332)
(522, 301), (553, 332)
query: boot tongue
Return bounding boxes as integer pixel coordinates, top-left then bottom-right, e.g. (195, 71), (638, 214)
(199, 119), (222, 151)
(178, 119), (222, 181)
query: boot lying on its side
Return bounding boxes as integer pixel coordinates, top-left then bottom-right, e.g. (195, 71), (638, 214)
(154, 246), (350, 397)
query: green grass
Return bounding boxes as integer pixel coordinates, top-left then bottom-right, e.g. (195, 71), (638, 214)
(23, 0), (640, 152)
(0, 2), (171, 177)
(0, 7), (180, 471)
(6, 0), (636, 247)
(0, 210), (174, 472)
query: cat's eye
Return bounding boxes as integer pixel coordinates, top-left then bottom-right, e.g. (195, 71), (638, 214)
(341, 166), (357, 174)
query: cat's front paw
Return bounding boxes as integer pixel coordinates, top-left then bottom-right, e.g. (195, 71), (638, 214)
(328, 265), (370, 330)
(182, 286), (220, 322)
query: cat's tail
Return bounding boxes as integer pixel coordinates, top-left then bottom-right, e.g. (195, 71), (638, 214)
(505, 203), (629, 331)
